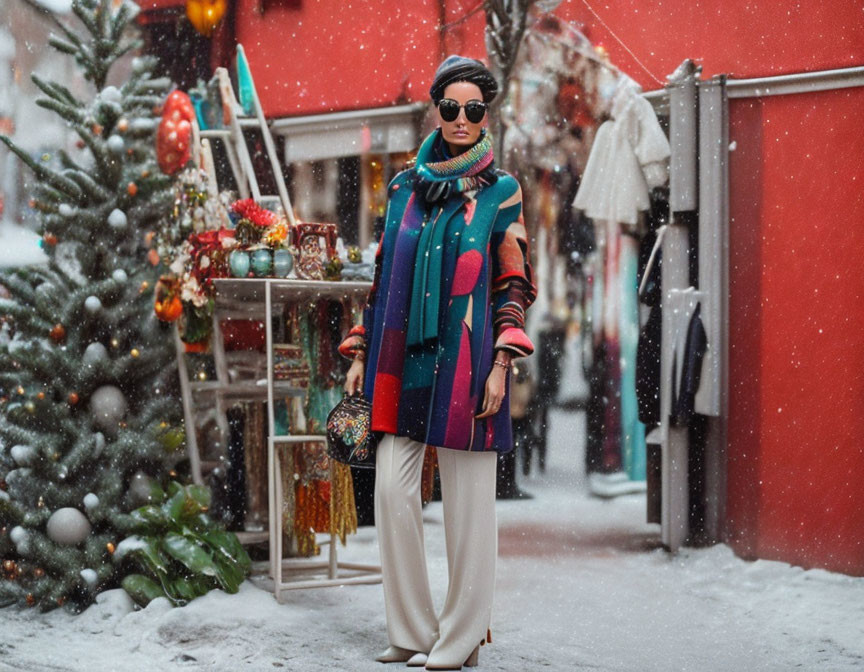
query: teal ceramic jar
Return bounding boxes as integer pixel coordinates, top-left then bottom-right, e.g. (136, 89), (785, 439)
(251, 248), (272, 277)
(272, 248), (293, 277)
(229, 250), (250, 278)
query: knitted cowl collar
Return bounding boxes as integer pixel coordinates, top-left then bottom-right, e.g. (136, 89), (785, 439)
(413, 127), (495, 202)
(405, 127), (495, 348)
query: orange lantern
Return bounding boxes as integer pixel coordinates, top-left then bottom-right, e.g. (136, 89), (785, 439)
(186, 0), (227, 38)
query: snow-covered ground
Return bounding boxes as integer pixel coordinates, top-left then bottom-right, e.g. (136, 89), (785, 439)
(2, 409), (864, 672)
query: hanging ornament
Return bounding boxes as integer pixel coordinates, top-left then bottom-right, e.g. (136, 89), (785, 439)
(127, 182), (138, 196)
(68, 391), (80, 406)
(84, 295), (102, 314)
(33, 567), (44, 578)
(89, 384), (127, 432)
(83, 342), (108, 366)
(116, 118), (129, 133)
(162, 90), (196, 122)
(108, 208), (128, 230)
(127, 470), (154, 508)
(130, 348), (140, 358)
(37, 495), (44, 508)
(50, 323), (66, 343)
(47, 508), (92, 546)
(154, 276), (182, 322)
(106, 542), (115, 554)
(112, 268), (128, 283)
(185, 0), (227, 38)
(156, 105), (192, 174)
(106, 135), (125, 154)
(42, 232), (58, 246)
(26, 594), (35, 606)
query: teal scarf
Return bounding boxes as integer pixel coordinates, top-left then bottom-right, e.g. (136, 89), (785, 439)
(406, 128), (495, 348)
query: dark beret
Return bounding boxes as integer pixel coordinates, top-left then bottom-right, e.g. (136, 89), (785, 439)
(429, 55), (499, 104)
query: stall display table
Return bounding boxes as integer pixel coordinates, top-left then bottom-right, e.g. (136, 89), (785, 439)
(175, 277), (381, 600)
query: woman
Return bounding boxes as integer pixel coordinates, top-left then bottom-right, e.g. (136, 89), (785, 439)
(339, 55), (536, 670)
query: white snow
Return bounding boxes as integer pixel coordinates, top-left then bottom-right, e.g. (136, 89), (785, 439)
(1, 409), (863, 671)
(0, 223), (48, 268)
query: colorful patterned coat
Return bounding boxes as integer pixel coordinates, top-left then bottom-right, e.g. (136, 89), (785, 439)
(339, 168), (536, 454)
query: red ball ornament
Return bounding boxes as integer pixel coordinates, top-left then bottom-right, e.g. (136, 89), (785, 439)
(43, 233), (58, 246)
(127, 182), (138, 197)
(50, 323), (66, 343)
(68, 392), (80, 406)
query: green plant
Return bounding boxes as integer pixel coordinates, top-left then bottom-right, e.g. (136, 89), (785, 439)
(117, 481), (251, 607)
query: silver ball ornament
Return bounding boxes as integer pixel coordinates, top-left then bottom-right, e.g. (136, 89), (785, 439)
(84, 295), (102, 314)
(127, 470), (154, 508)
(106, 135), (125, 154)
(89, 385), (127, 432)
(83, 342), (108, 367)
(108, 209), (127, 230)
(46, 508), (92, 546)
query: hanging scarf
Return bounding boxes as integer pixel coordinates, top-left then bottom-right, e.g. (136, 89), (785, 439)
(406, 127), (495, 348)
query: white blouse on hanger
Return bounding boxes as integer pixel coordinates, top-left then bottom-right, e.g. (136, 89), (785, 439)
(573, 73), (670, 225)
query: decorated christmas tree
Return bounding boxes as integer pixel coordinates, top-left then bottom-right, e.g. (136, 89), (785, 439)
(0, 0), (185, 611)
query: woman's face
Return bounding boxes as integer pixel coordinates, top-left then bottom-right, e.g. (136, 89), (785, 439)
(437, 81), (486, 152)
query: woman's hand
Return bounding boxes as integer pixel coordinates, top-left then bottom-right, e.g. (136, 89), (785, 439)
(475, 354), (511, 419)
(344, 358), (365, 395)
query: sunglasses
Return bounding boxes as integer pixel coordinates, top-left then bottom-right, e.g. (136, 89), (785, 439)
(437, 98), (488, 124)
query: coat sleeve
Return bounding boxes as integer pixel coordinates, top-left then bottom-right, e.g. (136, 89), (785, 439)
(337, 229), (383, 360)
(489, 179), (537, 358)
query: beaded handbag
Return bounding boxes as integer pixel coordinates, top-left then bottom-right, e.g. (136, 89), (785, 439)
(326, 392), (377, 469)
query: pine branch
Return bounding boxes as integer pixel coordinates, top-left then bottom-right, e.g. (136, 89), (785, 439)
(0, 136), (83, 200)
(113, 38), (142, 63)
(71, 125), (113, 182)
(47, 35), (79, 56)
(31, 74), (83, 109)
(65, 168), (113, 203)
(109, 2), (131, 43)
(0, 269), (39, 305)
(36, 97), (87, 126)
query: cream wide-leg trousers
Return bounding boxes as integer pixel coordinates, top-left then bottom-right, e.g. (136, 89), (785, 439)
(374, 432), (498, 664)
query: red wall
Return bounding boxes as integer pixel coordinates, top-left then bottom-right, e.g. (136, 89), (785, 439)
(556, 2), (864, 91)
(727, 87), (864, 575)
(138, 0), (864, 574)
(139, 1), (864, 115)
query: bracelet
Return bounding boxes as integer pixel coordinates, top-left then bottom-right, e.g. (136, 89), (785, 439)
(493, 360), (511, 370)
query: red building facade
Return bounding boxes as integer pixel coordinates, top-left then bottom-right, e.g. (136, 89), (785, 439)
(139, 0), (864, 575)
